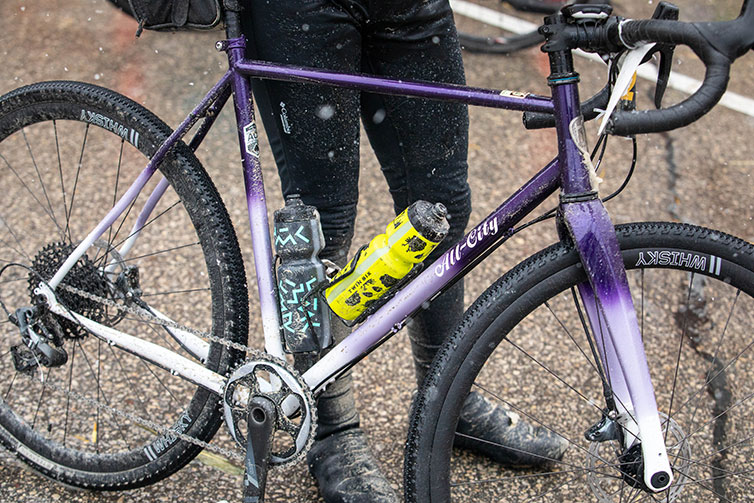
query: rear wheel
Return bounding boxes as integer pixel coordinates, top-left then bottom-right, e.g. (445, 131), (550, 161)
(0, 81), (248, 489)
(406, 222), (754, 502)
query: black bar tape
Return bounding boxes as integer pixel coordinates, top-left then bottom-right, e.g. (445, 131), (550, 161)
(607, 19), (731, 135)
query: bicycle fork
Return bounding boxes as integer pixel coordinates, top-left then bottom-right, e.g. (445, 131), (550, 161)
(545, 8), (673, 486)
(564, 198), (673, 492)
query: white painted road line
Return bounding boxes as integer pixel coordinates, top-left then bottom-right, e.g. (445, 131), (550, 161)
(451, 0), (754, 118)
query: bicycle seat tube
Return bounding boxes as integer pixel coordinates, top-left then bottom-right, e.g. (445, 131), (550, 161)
(544, 12), (673, 492)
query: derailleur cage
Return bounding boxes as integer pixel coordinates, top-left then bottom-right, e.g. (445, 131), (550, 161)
(10, 306), (67, 373)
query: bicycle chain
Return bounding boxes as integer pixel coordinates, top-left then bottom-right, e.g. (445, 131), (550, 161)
(58, 283), (250, 353)
(33, 283), (317, 466)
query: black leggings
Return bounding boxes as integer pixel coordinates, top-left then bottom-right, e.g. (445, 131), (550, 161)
(241, 0), (471, 351)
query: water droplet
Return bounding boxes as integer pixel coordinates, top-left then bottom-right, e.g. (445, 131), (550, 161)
(372, 109), (386, 124)
(302, 23), (310, 32)
(94, 73), (101, 80)
(432, 36), (440, 44)
(328, 151), (335, 159)
(316, 104), (335, 120)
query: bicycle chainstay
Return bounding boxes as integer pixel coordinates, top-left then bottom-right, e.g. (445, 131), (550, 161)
(19, 282), (316, 466)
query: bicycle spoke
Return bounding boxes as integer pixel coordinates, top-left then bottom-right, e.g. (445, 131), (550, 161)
(93, 198), (182, 270)
(109, 199), (182, 253)
(62, 342), (76, 446)
(470, 381), (615, 467)
(103, 140), (126, 256)
(680, 288), (740, 436)
(545, 298), (601, 376)
(22, 129), (62, 234)
(64, 124), (89, 242)
(53, 120), (70, 241)
(95, 338), (102, 452)
(3, 370), (18, 403)
(504, 338), (603, 415)
(673, 448), (754, 482)
(31, 368), (53, 430)
(142, 286), (211, 298)
(75, 339), (131, 450)
(120, 241), (201, 263)
(107, 345), (151, 417)
(137, 356), (179, 407)
(0, 217), (32, 263)
(450, 466), (620, 489)
(0, 152), (65, 241)
(664, 273), (696, 444)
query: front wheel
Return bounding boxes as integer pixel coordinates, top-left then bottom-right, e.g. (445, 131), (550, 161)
(406, 222), (754, 502)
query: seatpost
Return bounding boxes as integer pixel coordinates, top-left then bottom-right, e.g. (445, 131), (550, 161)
(223, 0), (244, 39)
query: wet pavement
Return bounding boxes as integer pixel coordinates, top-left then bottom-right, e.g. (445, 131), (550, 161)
(0, 0), (752, 502)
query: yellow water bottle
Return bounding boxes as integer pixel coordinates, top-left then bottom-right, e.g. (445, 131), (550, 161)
(325, 200), (449, 321)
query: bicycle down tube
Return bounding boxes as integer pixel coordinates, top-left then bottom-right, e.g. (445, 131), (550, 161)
(36, 30), (674, 492)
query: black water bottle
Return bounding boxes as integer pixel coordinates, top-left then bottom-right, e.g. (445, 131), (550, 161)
(273, 195), (332, 353)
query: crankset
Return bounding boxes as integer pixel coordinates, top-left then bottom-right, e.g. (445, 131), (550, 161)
(222, 354), (316, 465)
(222, 354), (316, 503)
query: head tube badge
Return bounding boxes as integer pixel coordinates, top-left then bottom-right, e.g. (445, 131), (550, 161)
(244, 122), (260, 158)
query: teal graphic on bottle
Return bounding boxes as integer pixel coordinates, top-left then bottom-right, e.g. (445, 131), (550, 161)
(274, 195), (331, 352)
(325, 200), (449, 321)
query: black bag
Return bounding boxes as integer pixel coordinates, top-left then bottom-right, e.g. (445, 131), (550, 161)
(108, 0), (223, 35)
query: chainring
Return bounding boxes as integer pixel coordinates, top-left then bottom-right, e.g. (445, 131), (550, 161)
(222, 352), (316, 466)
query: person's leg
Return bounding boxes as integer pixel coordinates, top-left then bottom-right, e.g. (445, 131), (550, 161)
(360, 0), (471, 385)
(241, 3), (397, 501)
(361, 0), (568, 466)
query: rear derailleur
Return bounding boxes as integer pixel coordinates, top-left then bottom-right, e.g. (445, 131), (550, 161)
(9, 306), (67, 375)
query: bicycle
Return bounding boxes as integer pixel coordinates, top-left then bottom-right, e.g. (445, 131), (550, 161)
(0, 1), (752, 502)
(452, 0), (611, 54)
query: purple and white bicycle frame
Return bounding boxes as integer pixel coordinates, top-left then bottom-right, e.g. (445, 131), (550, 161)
(36, 33), (673, 491)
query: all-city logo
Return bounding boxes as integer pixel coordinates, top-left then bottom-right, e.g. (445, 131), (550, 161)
(434, 216), (499, 277)
(244, 122), (260, 158)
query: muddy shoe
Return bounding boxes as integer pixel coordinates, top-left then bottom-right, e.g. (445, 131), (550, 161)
(307, 428), (398, 503)
(455, 391), (569, 467)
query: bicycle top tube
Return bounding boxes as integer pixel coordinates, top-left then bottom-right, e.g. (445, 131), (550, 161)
(233, 57), (555, 114)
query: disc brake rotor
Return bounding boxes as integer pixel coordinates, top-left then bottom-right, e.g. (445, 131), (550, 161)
(586, 413), (692, 502)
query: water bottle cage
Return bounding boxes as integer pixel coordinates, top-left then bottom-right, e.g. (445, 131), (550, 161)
(300, 242), (424, 328)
